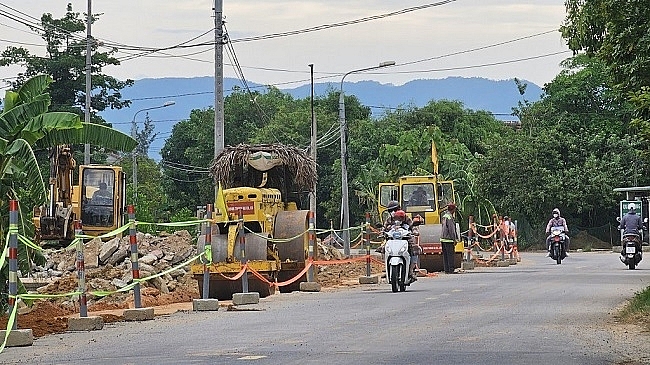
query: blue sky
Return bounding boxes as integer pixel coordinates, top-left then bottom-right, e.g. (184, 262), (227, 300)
(1, 1), (570, 88)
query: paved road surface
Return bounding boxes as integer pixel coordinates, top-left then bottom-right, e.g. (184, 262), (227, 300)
(3, 251), (650, 365)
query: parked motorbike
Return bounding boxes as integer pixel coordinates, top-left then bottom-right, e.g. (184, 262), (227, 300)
(384, 226), (413, 293)
(621, 233), (642, 270)
(548, 226), (567, 264)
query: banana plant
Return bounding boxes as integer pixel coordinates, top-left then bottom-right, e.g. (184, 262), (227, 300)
(0, 74), (137, 310)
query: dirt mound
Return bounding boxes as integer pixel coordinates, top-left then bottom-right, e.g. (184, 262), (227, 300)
(571, 230), (611, 250)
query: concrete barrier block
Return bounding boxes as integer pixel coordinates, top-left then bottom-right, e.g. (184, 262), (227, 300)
(67, 316), (104, 331)
(358, 276), (379, 284)
(461, 261), (475, 270)
(496, 260), (510, 267)
(192, 299), (219, 311)
(123, 307), (155, 321)
(232, 292), (260, 305)
(300, 282), (322, 291)
(1, 329), (33, 347)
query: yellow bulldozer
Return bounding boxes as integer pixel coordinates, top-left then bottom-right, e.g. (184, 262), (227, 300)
(191, 143), (316, 300)
(33, 145), (127, 245)
(377, 142), (462, 272)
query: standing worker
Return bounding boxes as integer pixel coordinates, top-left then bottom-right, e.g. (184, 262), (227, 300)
(440, 203), (458, 274)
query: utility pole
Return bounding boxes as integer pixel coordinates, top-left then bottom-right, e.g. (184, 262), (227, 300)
(309, 64), (317, 218)
(214, 0), (224, 159)
(213, 0), (224, 199)
(84, 0), (92, 164)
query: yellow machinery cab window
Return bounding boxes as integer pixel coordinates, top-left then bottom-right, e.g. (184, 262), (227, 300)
(436, 182), (454, 211)
(402, 183), (435, 212)
(82, 168), (115, 227)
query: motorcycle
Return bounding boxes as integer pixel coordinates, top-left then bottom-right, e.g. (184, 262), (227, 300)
(621, 233), (642, 270)
(384, 226), (413, 293)
(548, 226), (567, 264)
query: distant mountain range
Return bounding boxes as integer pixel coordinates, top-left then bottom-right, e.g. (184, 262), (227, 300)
(99, 76), (543, 161)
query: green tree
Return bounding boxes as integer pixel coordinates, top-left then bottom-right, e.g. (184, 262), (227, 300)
(561, 0), (650, 142)
(0, 4), (133, 121)
(135, 113), (157, 157)
(476, 56), (646, 246)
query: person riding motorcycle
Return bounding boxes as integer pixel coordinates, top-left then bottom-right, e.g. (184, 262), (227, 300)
(383, 200), (412, 230)
(619, 203), (643, 258)
(545, 208), (570, 257)
(382, 207), (418, 282)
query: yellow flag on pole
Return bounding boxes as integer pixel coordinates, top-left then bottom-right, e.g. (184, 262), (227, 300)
(216, 182), (228, 221)
(431, 141), (439, 176)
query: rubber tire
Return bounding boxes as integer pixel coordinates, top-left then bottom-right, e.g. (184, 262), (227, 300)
(554, 246), (561, 265)
(399, 265), (407, 292)
(629, 259), (635, 270)
(391, 265), (399, 293)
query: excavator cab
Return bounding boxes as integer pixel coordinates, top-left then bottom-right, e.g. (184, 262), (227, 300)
(79, 165), (126, 233)
(33, 152), (126, 246)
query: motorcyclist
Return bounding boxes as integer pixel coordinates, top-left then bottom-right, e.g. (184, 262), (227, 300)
(619, 203), (643, 258)
(545, 208), (570, 257)
(383, 200), (412, 230)
(383, 208), (418, 283)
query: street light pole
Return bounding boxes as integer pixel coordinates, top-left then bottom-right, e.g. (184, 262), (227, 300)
(131, 101), (175, 207)
(339, 61), (395, 257)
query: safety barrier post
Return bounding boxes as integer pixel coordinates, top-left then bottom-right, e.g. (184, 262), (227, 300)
(128, 205), (142, 308)
(307, 211), (315, 282)
(365, 212), (371, 277)
(8, 200), (18, 330)
(1, 200), (34, 347)
(466, 216), (474, 262)
(202, 204), (213, 299)
(238, 209), (248, 293)
(75, 220), (87, 317)
(67, 220), (104, 331)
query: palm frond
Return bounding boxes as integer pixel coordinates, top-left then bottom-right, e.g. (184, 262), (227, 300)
(2, 139), (46, 199)
(16, 74), (52, 103)
(36, 123), (137, 152)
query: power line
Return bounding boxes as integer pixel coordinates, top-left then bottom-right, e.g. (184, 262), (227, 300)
(227, 1), (457, 44)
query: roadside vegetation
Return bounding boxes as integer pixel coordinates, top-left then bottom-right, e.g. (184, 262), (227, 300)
(619, 287), (650, 331)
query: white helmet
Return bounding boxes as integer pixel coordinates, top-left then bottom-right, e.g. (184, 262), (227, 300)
(629, 203), (636, 211)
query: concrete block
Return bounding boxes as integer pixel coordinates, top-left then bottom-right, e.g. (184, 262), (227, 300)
(461, 261), (475, 270)
(358, 276), (379, 284)
(300, 282), (322, 291)
(508, 259), (518, 265)
(496, 260), (510, 267)
(192, 299), (219, 311)
(0, 329), (33, 347)
(123, 307), (155, 321)
(67, 316), (104, 331)
(232, 292), (260, 305)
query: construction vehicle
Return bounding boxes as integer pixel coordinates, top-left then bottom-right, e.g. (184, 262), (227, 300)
(191, 144), (315, 300)
(33, 145), (127, 245)
(377, 142), (462, 272)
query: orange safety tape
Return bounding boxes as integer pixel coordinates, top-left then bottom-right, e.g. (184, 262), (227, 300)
(470, 223), (499, 239)
(214, 264), (248, 281)
(246, 265), (274, 285)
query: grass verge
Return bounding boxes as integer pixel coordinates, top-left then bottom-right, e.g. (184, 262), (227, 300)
(619, 286), (650, 331)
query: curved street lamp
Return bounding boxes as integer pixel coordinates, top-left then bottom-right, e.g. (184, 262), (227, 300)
(131, 100), (175, 207)
(339, 61), (395, 256)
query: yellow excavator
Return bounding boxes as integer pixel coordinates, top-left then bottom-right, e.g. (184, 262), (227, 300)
(377, 142), (462, 272)
(191, 144), (315, 300)
(33, 145), (126, 246)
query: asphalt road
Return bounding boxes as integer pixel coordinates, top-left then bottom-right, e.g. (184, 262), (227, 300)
(3, 251), (650, 365)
